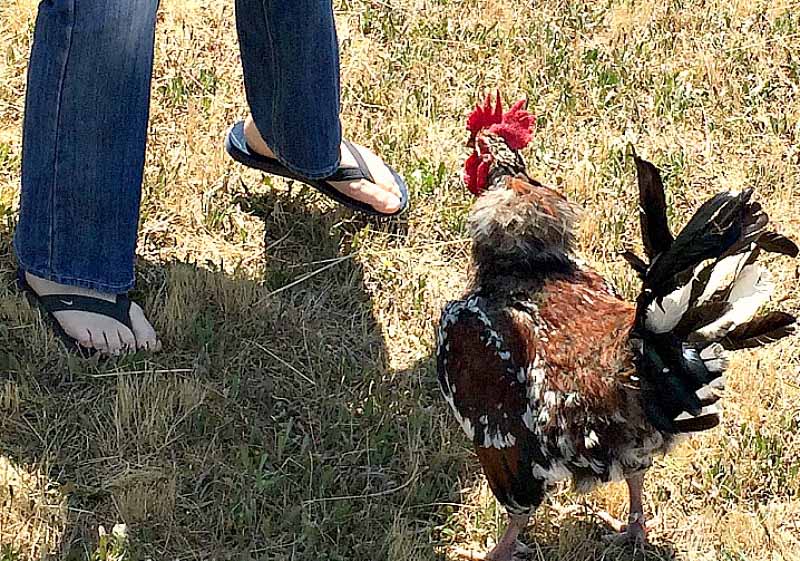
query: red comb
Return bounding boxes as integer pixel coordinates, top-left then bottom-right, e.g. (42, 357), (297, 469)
(467, 93), (504, 135)
(466, 92), (535, 151)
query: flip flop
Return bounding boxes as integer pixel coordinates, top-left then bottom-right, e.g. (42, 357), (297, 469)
(17, 270), (134, 356)
(225, 120), (409, 216)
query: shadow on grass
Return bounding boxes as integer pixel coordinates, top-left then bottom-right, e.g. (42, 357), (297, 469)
(0, 185), (679, 561)
(517, 517), (677, 561)
(0, 184), (471, 561)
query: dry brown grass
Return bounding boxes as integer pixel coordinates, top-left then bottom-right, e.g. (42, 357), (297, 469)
(1, 1), (799, 560)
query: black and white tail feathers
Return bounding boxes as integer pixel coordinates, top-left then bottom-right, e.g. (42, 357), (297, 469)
(625, 151), (798, 434)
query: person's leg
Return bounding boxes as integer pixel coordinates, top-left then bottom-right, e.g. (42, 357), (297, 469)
(14, 0), (160, 354)
(233, 0), (403, 214)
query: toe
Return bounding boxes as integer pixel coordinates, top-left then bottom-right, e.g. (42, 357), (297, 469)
(128, 302), (161, 352)
(141, 338), (163, 352)
(77, 331), (94, 351)
(101, 330), (117, 355)
(513, 540), (532, 556)
(116, 328), (137, 354)
(85, 329), (110, 355)
(355, 180), (401, 213)
(602, 524), (648, 548)
(101, 327), (133, 355)
(377, 177), (402, 201)
(70, 321), (136, 356)
(595, 510), (627, 533)
(337, 142), (403, 212)
(332, 179), (401, 214)
(358, 147), (402, 200)
(139, 337), (162, 353)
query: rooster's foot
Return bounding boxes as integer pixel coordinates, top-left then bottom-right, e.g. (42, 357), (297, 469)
(600, 512), (650, 548)
(452, 539), (532, 560)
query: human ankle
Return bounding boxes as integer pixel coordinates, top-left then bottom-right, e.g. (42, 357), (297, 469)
(25, 272), (115, 300)
(243, 116), (274, 158)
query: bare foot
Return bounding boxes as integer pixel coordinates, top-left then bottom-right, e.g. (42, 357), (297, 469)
(243, 116), (403, 214)
(25, 272), (161, 356)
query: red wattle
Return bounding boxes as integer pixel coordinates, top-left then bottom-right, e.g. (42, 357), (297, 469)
(476, 159), (490, 194)
(464, 152), (480, 195)
(464, 152), (492, 195)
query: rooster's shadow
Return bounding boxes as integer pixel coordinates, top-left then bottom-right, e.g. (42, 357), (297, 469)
(518, 516), (678, 561)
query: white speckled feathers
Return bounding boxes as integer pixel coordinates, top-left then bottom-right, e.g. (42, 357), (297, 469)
(436, 266), (677, 507)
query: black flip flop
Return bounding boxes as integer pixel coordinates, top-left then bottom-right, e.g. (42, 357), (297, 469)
(17, 270), (134, 356)
(225, 120), (409, 216)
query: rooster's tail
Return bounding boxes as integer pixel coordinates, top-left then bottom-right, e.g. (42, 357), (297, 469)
(626, 153), (797, 434)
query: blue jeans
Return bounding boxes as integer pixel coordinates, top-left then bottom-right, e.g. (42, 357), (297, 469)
(14, 0), (342, 293)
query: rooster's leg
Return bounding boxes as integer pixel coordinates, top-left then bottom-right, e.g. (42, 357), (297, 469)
(487, 513), (530, 561)
(453, 513), (531, 561)
(601, 472), (648, 547)
(624, 472), (647, 542)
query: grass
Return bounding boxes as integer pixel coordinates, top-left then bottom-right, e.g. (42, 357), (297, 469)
(0, 0), (799, 559)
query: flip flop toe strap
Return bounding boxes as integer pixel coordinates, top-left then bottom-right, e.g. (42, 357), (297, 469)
(37, 294), (134, 331)
(325, 140), (375, 183)
(325, 167), (368, 182)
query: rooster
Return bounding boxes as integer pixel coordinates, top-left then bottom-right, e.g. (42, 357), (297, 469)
(436, 93), (798, 560)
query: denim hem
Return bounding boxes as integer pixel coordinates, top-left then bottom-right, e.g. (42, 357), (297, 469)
(15, 249), (135, 294)
(259, 128), (341, 181)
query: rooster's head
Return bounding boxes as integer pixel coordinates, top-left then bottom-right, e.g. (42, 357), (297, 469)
(464, 93), (535, 195)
